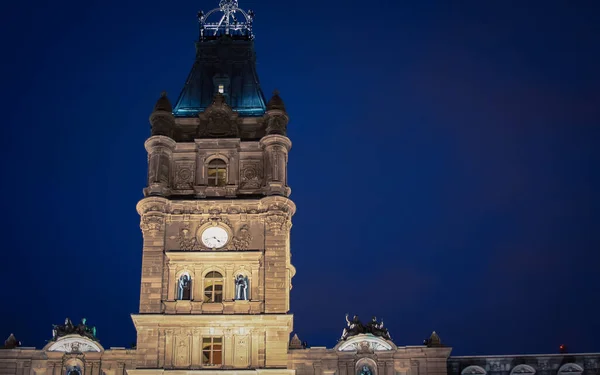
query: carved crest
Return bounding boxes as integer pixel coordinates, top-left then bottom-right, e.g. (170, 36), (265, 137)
(198, 94), (239, 137)
(174, 162), (194, 189)
(240, 160), (262, 189)
(232, 224), (253, 250)
(178, 225), (200, 251)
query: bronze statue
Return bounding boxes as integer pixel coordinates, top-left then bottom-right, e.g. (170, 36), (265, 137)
(340, 314), (392, 341)
(49, 317), (98, 342)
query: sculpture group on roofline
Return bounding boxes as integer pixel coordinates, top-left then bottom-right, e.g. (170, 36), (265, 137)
(340, 314), (392, 341)
(51, 318), (97, 342)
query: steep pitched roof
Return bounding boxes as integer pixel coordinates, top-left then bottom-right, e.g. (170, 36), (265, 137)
(173, 35), (267, 117)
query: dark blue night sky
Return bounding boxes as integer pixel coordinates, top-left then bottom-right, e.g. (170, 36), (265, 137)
(1, 0), (599, 356)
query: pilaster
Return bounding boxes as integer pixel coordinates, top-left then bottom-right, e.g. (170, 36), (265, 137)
(137, 197), (169, 313)
(259, 135), (292, 197)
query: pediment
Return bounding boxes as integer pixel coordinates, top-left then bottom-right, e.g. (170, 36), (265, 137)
(45, 335), (103, 353)
(337, 334), (394, 352)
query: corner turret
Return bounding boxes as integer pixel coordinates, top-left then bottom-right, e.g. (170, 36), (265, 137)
(149, 92), (175, 138)
(265, 90), (289, 136)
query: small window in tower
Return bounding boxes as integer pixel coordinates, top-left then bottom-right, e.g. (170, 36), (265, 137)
(218, 84), (224, 94)
(204, 271), (224, 302)
(207, 159), (227, 187)
(202, 337), (223, 366)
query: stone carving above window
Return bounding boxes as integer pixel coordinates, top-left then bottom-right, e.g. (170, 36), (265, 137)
(46, 335), (102, 353)
(337, 335), (393, 352)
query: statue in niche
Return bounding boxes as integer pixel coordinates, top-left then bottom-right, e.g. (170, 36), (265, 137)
(359, 365), (373, 375)
(178, 274), (192, 300)
(234, 275), (249, 300)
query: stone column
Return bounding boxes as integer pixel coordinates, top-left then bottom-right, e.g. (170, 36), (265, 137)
(165, 330), (174, 368)
(136, 197), (168, 313)
(259, 135), (292, 197)
(250, 265), (259, 301)
(144, 135), (176, 197)
(225, 264), (235, 301)
(167, 265), (176, 301)
(192, 330), (201, 368)
(251, 329), (260, 368)
(224, 329), (234, 368)
(263, 211), (292, 313)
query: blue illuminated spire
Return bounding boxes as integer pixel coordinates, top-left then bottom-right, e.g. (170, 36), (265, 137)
(172, 0), (266, 117)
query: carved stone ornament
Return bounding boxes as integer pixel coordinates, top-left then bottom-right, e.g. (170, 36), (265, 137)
(337, 335), (392, 352)
(198, 94), (239, 137)
(47, 335), (102, 353)
(232, 224), (253, 250)
(174, 163), (194, 190)
(178, 225), (200, 251)
(140, 214), (165, 233)
(265, 214), (288, 232)
(240, 160), (262, 189)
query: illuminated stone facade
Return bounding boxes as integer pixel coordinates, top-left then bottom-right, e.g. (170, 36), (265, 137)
(1, 2), (598, 375)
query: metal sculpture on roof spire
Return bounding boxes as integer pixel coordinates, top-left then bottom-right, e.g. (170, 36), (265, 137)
(197, 0), (255, 40)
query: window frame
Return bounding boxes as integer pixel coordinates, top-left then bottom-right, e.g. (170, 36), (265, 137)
(202, 336), (223, 366)
(206, 159), (227, 187)
(203, 271), (224, 303)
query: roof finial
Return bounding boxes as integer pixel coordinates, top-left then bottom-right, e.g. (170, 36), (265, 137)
(161, 91), (167, 98)
(198, 0), (255, 40)
(273, 89), (280, 96)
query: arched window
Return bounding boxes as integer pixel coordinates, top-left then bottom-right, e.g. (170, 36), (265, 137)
(234, 274), (249, 300)
(204, 271), (223, 302)
(202, 337), (222, 366)
(356, 358), (377, 375)
(358, 365), (374, 375)
(207, 159), (227, 187)
(177, 273), (192, 300)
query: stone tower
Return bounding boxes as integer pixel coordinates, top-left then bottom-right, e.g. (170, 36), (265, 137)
(131, 1), (295, 374)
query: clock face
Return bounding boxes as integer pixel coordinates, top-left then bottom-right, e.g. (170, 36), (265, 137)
(201, 226), (229, 249)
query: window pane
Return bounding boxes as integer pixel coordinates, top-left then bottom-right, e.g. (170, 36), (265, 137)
(214, 284), (223, 291)
(202, 351), (210, 364)
(213, 350), (222, 365)
(214, 293), (222, 302)
(213, 337), (222, 344)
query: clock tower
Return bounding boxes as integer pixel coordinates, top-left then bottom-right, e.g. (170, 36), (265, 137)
(130, 1), (295, 374)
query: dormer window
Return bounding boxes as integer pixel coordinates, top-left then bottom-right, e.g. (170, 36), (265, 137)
(207, 159), (227, 187)
(218, 84), (224, 94)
